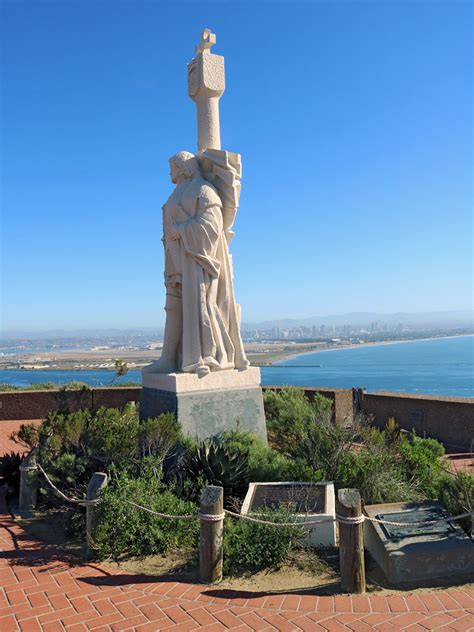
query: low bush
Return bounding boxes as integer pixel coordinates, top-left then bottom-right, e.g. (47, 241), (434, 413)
(0, 382), (57, 391)
(264, 388), (448, 505)
(165, 428), (324, 504)
(398, 434), (445, 497)
(93, 476), (199, 559)
(437, 471), (474, 536)
(337, 448), (420, 504)
(15, 406), (181, 504)
(223, 508), (305, 574)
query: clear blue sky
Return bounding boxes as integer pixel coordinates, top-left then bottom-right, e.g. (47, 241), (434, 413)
(1, 0), (472, 332)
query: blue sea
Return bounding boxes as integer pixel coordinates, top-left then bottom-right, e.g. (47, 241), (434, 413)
(0, 336), (472, 398)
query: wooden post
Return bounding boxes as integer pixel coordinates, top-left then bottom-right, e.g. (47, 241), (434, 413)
(199, 485), (224, 584)
(19, 449), (38, 517)
(337, 488), (366, 594)
(85, 472), (108, 552)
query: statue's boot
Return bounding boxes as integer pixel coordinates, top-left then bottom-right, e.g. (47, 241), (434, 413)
(143, 293), (182, 374)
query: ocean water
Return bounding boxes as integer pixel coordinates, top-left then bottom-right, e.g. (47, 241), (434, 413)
(261, 335), (474, 398)
(0, 336), (472, 398)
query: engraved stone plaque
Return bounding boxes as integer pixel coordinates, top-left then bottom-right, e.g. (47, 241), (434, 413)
(241, 482), (336, 547)
(251, 483), (325, 513)
(377, 506), (457, 540)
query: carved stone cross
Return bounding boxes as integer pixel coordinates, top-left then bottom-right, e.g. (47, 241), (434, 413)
(196, 28), (216, 56)
(188, 28), (225, 152)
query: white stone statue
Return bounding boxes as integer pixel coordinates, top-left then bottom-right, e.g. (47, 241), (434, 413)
(144, 149), (249, 376)
(144, 29), (250, 377)
(141, 30), (266, 440)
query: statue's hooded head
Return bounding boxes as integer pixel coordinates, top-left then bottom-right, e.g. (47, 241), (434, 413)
(169, 151), (200, 184)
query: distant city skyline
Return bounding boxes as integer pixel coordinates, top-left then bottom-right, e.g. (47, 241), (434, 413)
(1, 309), (472, 339)
(1, 1), (472, 332)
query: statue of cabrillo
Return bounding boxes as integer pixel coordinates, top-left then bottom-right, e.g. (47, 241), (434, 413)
(141, 30), (266, 441)
(145, 29), (249, 376)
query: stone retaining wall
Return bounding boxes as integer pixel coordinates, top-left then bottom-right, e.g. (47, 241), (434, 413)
(1, 385), (472, 449)
(362, 391), (474, 450)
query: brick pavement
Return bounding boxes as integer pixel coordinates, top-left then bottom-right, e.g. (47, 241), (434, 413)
(0, 488), (473, 631)
(0, 421), (42, 456)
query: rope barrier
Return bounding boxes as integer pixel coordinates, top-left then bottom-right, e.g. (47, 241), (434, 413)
(224, 508), (334, 527)
(124, 499), (198, 520)
(34, 463), (473, 530)
(335, 514), (365, 525)
(198, 512), (225, 522)
(36, 463), (86, 506)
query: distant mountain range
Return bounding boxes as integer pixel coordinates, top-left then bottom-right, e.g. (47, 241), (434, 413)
(1, 310), (472, 339)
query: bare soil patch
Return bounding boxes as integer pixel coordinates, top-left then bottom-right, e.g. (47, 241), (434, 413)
(17, 509), (473, 596)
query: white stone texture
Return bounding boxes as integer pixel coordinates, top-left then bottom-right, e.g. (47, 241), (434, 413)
(188, 29), (225, 152)
(142, 366), (261, 393)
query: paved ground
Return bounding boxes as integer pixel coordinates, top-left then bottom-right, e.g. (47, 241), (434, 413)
(1, 421), (473, 630)
(0, 421), (42, 456)
(0, 487), (473, 631)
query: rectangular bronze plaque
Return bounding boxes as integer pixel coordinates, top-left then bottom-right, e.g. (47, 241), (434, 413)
(377, 507), (456, 540)
(251, 484), (325, 513)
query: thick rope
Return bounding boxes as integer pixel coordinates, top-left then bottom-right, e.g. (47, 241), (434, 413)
(224, 508), (333, 526)
(198, 512), (225, 522)
(124, 499), (198, 520)
(335, 514), (365, 525)
(36, 463), (86, 506)
(35, 463), (473, 529)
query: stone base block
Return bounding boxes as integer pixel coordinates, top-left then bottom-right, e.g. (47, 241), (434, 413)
(241, 482), (337, 547)
(364, 501), (474, 587)
(140, 368), (267, 441)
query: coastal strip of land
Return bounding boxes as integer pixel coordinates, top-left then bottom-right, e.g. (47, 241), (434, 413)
(0, 334), (471, 372)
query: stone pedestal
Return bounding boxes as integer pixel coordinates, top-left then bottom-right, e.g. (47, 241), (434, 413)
(140, 367), (267, 441)
(363, 501), (474, 586)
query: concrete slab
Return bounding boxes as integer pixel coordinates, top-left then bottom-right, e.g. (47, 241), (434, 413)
(364, 501), (474, 586)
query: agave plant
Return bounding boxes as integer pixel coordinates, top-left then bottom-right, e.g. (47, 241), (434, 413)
(164, 436), (250, 502)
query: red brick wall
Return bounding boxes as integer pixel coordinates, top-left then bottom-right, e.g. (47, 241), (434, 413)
(362, 392), (474, 449)
(1, 386), (472, 449)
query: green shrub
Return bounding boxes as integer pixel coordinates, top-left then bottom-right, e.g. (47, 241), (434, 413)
(337, 448), (420, 505)
(398, 433), (445, 497)
(15, 406), (181, 504)
(0, 382), (57, 391)
(219, 429), (323, 483)
(437, 471), (473, 536)
(139, 413), (182, 459)
(59, 381), (91, 391)
(264, 388), (332, 452)
(264, 388), (350, 480)
(223, 508), (305, 574)
(93, 476), (199, 559)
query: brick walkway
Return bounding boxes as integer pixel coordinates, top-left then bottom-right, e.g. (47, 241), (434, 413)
(0, 421), (42, 456)
(0, 489), (473, 631)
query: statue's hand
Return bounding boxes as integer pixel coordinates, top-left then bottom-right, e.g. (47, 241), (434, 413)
(169, 228), (181, 241)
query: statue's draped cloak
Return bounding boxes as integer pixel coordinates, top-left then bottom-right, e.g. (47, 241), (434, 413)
(164, 177), (248, 373)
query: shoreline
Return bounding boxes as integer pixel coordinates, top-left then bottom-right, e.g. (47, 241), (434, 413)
(275, 333), (474, 365)
(0, 334), (471, 374)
